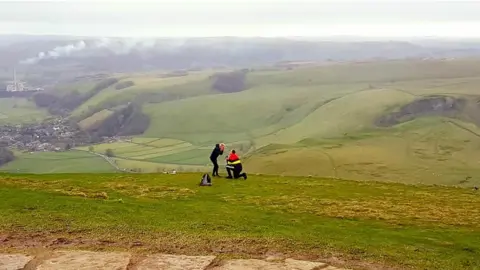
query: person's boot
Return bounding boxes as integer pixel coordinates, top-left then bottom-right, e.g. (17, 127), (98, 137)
(243, 173), (247, 180)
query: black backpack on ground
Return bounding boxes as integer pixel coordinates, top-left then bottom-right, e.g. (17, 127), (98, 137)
(199, 173), (212, 186)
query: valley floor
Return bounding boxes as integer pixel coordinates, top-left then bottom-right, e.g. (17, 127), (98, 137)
(0, 173), (479, 269)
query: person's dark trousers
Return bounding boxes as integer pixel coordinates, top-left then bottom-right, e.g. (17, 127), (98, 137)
(233, 167), (247, 179)
(226, 165), (233, 178)
(227, 164), (246, 179)
(211, 158), (219, 176)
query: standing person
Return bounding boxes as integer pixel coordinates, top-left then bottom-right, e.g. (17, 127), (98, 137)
(210, 143), (225, 177)
(226, 150), (247, 180)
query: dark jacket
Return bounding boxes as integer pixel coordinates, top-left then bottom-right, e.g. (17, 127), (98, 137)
(210, 144), (224, 160)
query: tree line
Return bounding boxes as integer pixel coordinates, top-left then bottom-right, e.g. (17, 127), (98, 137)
(0, 147), (15, 166)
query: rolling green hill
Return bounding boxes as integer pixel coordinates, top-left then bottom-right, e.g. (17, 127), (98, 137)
(246, 118), (480, 186)
(3, 59), (480, 185)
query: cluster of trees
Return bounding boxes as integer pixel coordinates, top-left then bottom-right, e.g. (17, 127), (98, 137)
(212, 70), (247, 93)
(114, 80), (135, 90)
(105, 148), (114, 157)
(0, 147), (15, 166)
(32, 78), (119, 115)
(87, 102), (150, 137)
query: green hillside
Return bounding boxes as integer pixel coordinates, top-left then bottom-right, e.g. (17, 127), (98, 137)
(246, 118), (480, 186)
(0, 173), (479, 269)
(3, 59), (480, 185)
(71, 72), (214, 118)
(0, 98), (48, 124)
(143, 84), (365, 143)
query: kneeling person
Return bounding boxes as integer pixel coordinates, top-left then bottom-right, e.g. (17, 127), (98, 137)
(226, 150), (247, 180)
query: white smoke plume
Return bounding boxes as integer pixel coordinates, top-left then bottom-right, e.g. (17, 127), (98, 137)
(21, 40), (87, 64)
(20, 38), (170, 65)
(93, 38), (159, 54)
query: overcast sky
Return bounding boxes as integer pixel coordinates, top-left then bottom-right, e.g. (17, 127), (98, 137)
(1, 0), (480, 38)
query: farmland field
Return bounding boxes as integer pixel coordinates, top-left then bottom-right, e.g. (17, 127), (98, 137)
(0, 151), (115, 173)
(73, 138), (212, 172)
(0, 98), (48, 124)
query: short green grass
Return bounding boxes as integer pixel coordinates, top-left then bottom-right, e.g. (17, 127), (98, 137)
(0, 173), (479, 269)
(147, 148), (213, 165)
(113, 158), (207, 173)
(0, 98), (48, 124)
(143, 83), (364, 144)
(0, 151), (115, 173)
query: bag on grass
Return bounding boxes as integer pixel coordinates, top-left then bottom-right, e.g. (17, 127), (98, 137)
(199, 173), (212, 186)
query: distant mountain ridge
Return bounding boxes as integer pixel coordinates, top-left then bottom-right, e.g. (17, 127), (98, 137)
(2, 35), (480, 74)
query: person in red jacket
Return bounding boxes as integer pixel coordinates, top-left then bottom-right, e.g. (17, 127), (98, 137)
(225, 150), (247, 180)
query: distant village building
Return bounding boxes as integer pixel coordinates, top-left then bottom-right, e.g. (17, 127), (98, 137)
(6, 81), (25, 92)
(4, 68), (44, 92)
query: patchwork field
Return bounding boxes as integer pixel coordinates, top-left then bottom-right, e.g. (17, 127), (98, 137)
(0, 151), (115, 173)
(74, 138), (213, 172)
(0, 173), (479, 269)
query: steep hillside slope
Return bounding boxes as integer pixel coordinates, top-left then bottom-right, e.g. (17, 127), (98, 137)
(246, 118), (480, 186)
(143, 84), (366, 143)
(254, 88), (415, 146)
(71, 72), (214, 118)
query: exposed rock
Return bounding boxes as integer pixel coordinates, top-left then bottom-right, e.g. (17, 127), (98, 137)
(37, 251), (130, 270)
(375, 96), (466, 127)
(0, 251), (346, 270)
(285, 258), (328, 269)
(136, 254), (216, 270)
(0, 254), (33, 270)
(212, 258), (326, 270)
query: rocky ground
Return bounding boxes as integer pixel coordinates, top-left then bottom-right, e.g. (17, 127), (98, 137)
(0, 250), (348, 270)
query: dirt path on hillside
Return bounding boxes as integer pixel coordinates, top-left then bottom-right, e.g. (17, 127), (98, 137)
(319, 150), (338, 178)
(77, 149), (124, 172)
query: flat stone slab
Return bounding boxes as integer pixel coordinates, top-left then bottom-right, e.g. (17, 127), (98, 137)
(137, 254), (216, 270)
(212, 258), (326, 270)
(0, 254), (33, 270)
(37, 251), (130, 270)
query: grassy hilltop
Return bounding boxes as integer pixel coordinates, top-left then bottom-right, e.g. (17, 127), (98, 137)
(3, 59), (480, 186)
(0, 173), (479, 269)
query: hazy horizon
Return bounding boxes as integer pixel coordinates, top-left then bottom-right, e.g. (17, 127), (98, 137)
(1, 0), (480, 38)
